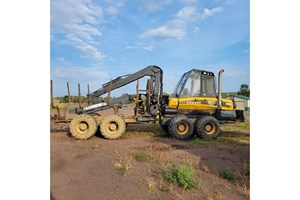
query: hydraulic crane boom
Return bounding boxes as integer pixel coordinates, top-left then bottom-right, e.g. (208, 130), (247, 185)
(88, 65), (163, 103)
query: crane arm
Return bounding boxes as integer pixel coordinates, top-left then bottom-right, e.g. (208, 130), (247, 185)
(88, 65), (163, 100)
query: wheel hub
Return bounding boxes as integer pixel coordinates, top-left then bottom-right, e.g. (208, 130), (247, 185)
(178, 124), (186, 132)
(205, 124), (212, 132)
(176, 122), (189, 135)
(109, 123), (117, 131)
(79, 123), (88, 131)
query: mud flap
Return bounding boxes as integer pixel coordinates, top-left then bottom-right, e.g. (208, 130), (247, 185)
(235, 110), (245, 122)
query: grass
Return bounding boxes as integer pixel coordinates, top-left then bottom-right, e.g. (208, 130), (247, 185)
(163, 163), (202, 190)
(236, 121), (250, 130)
(124, 124), (168, 138)
(113, 151), (132, 175)
(114, 161), (132, 174)
(190, 138), (213, 145)
(132, 151), (153, 163)
(190, 135), (249, 146)
(221, 120), (250, 132)
(219, 169), (237, 181)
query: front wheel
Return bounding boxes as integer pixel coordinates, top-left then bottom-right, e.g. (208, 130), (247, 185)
(168, 115), (194, 140)
(194, 116), (220, 139)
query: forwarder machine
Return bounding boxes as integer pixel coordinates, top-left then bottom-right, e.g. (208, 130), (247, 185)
(69, 65), (243, 140)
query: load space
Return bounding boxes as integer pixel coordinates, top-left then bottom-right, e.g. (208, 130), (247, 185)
(51, 65), (244, 140)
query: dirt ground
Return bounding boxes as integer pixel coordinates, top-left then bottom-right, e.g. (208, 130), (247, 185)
(50, 108), (250, 200)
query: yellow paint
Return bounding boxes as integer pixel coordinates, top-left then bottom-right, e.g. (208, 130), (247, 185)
(168, 97), (234, 111)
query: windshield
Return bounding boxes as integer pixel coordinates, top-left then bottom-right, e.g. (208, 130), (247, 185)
(173, 72), (189, 97)
(173, 70), (216, 98)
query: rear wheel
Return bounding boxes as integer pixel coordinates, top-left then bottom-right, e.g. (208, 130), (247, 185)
(194, 116), (220, 139)
(70, 114), (97, 139)
(168, 116), (194, 140)
(100, 115), (126, 139)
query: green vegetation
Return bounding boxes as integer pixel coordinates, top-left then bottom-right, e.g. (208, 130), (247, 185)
(190, 138), (213, 145)
(163, 163), (202, 190)
(238, 84), (250, 97)
(124, 124), (168, 138)
(113, 152), (132, 175)
(132, 151), (153, 163)
(55, 95), (90, 104)
(235, 121), (250, 130)
(219, 169), (237, 181)
(114, 163), (130, 174)
(221, 121), (250, 132)
(190, 132), (249, 146)
(54, 95), (115, 104)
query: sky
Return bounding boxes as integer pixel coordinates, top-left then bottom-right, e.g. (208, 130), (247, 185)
(50, 0), (249, 97)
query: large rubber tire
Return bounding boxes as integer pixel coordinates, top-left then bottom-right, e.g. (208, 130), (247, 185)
(168, 116), (194, 140)
(194, 116), (220, 139)
(70, 114), (97, 140)
(160, 119), (170, 134)
(100, 115), (126, 139)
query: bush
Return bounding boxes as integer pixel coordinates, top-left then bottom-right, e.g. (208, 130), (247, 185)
(219, 169), (236, 181)
(132, 151), (153, 163)
(163, 164), (199, 189)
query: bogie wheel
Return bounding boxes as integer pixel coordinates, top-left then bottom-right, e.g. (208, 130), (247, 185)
(194, 116), (220, 139)
(160, 119), (170, 134)
(168, 115), (194, 140)
(70, 114), (98, 140)
(100, 115), (126, 139)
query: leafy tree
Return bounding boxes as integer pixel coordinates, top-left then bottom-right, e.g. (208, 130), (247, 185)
(238, 84), (250, 97)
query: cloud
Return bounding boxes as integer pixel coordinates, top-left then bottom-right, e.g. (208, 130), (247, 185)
(51, 0), (104, 62)
(53, 65), (108, 81)
(199, 7), (223, 19)
(51, 58), (109, 96)
(124, 45), (154, 51)
(193, 26), (201, 33)
(139, 19), (186, 41)
(181, 0), (197, 4)
(64, 34), (105, 61)
(139, 0), (171, 12)
(176, 6), (197, 20)
(139, 6), (223, 41)
(106, 6), (118, 15)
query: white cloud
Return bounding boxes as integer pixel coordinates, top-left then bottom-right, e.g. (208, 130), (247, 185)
(139, 5), (223, 41)
(139, 0), (171, 12)
(139, 25), (185, 41)
(193, 26), (201, 33)
(199, 7), (223, 19)
(176, 6), (197, 20)
(181, 0), (197, 4)
(124, 45), (154, 51)
(51, 58), (109, 96)
(106, 6), (118, 15)
(63, 34), (105, 61)
(139, 19), (186, 41)
(53, 66), (108, 81)
(63, 23), (102, 43)
(215, 0), (235, 5)
(51, 0), (104, 62)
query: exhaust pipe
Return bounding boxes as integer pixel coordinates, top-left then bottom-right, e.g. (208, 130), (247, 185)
(217, 69), (224, 109)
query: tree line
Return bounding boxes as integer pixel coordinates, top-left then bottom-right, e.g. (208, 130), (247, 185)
(54, 84), (249, 103)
